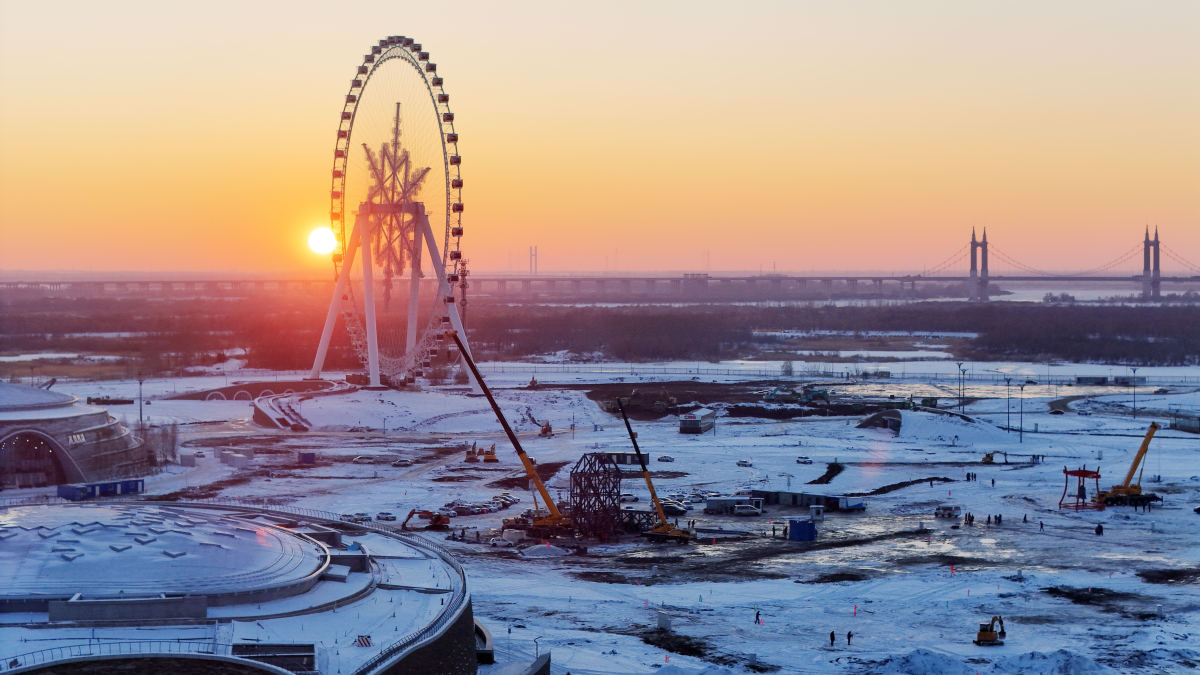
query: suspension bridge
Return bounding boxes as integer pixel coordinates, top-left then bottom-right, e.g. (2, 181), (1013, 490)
(3, 230), (1197, 302)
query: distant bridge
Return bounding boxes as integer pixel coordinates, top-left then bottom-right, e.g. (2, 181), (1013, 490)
(2, 230), (1196, 302)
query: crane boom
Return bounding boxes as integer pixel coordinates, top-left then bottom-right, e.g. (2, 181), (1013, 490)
(1120, 422), (1160, 488)
(447, 330), (563, 522)
(616, 398), (669, 528)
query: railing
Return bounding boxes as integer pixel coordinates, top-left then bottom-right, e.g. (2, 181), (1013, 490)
(2, 639), (232, 672)
(480, 362), (1200, 386)
(0, 497), (470, 675)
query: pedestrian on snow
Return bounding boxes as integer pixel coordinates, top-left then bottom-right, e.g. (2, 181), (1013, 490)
(847, 631), (853, 645)
(986, 514), (991, 525)
(1040, 521), (1044, 531)
(991, 478), (995, 487)
(1023, 514), (1028, 524)
(755, 610), (761, 624)
(1095, 524), (1104, 536)
(830, 630), (836, 647)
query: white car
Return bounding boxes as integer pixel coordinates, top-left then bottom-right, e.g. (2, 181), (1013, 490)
(657, 455), (675, 462)
(795, 456), (813, 464)
(352, 456), (375, 465)
(375, 512), (396, 521)
(736, 459), (753, 468)
(619, 493), (639, 503)
(732, 504), (762, 516)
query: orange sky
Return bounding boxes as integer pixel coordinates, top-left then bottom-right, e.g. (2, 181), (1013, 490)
(1, 1), (1197, 275)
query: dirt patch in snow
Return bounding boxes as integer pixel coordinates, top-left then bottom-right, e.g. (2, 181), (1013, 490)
(1136, 568), (1200, 584)
(801, 571), (871, 583)
(808, 462), (845, 484)
(486, 461), (570, 490)
(1041, 585), (1159, 619)
(846, 476), (954, 496)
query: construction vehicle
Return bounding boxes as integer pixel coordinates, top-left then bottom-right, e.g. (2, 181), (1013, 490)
(1095, 422), (1163, 507)
(464, 448), (478, 463)
(448, 331), (572, 537)
(401, 509), (451, 531)
(616, 398), (696, 544)
(973, 616), (1006, 646)
(539, 421), (553, 437)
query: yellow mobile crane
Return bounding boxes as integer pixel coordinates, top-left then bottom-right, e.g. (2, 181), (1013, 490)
(615, 398), (696, 544)
(448, 331), (572, 537)
(1095, 422), (1163, 508)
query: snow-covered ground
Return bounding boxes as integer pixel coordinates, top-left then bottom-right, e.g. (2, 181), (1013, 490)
(6, 363), (1199, 674)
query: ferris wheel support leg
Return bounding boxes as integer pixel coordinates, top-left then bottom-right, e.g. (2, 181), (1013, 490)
(413, 205), (481, 394)
(309, 223), (362, 379)
(405, 226), (423, 356)
(358, 210), (383, 388)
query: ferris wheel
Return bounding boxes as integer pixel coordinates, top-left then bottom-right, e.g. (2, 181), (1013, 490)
(309, 35), (472, 387)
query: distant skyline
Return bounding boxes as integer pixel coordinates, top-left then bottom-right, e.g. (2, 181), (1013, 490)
(1, 1), (1197, 275)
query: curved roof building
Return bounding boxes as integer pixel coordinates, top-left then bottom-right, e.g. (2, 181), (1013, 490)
(0, 501), (476, 674)
(0, 382), (147, 488)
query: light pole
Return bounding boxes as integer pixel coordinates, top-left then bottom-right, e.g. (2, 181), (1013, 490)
(137, 376), (145, 427)
(1130, 367), (1139, 418)
(1005, 377), (1012, 431)
(1018, 383), (1026, 443)
(959, 367), (968, 414)
(955, 362), (963, 413)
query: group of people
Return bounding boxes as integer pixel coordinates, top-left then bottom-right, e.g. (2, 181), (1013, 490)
(829, 630), (852, 646)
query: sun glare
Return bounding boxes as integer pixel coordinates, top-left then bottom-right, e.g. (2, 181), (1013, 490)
(308, 227), (337, 255)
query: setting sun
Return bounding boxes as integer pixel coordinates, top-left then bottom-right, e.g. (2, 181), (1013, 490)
(307, 227), (337, 255)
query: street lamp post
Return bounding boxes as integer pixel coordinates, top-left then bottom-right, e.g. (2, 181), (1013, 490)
(1130, 367), (1139, 418)
(1005, 377), (1012, 431)
(1018, 383), (1026, 443)
(959, 367), (968, 414)
(137, 376), (145, 427)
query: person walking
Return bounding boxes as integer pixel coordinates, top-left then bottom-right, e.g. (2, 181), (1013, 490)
(754, 609), (761, 625)
(991, 478), (995, 487)
(830, 630), (836, 647)
(1039, 520), (1044, 531)
(847, 630), (853, 646)
(1023, 514), (1027, 524)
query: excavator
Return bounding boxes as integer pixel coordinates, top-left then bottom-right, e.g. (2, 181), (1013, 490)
(1095, 422), (1163, 508)
(973, 615), (1006, 646)
(448, 330), (572, 538)
(401, 509), (451, 531)
(616, 398), (696, 544)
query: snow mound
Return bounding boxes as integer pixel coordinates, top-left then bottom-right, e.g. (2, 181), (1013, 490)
(877, 648), (974, 675)
(993, 649), (1114, 674)
(897, 410), (1009, 446)
(520, 544), (571, 558)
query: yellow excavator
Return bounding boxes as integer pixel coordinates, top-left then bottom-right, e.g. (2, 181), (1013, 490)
(615, 398), (695, 544)
(973, 615), (1006, 646)
(1095, 422), (1162, 508)
(448, 331), (572, 538)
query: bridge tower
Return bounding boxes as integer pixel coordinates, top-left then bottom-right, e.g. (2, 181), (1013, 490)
(969, 228), (989, 302)
(1142, 227), (1161, 299)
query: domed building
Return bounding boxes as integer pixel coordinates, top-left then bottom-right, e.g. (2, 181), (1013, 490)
(0, 382), (148, 488)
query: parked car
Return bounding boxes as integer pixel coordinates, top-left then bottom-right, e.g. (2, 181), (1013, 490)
(620, 493), (639, 503)
(795, 456), (813, 464)
(194, 451), (206, 458)
(391, 458), (413, 467)
(453, 505), (475, 516)
(1049, 409), (1065, 415)
(435, 507), (457, 518)
(353, 512), (372, 523)
(732, 504), (762, 516)
(352, 456), (375, 465)
(657, 455), (676, 462)
(376, 512), (396, 521)
(489, 537), (515, 548)
(661, 502), (687, 516)
(736, 459), (753, 467)
(339, 513), (356, 521)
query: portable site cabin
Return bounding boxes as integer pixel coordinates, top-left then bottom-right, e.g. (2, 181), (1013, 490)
(703, 496), (765, 515)
(751, 490), (866, 512)
(679, 408), (715, 434)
